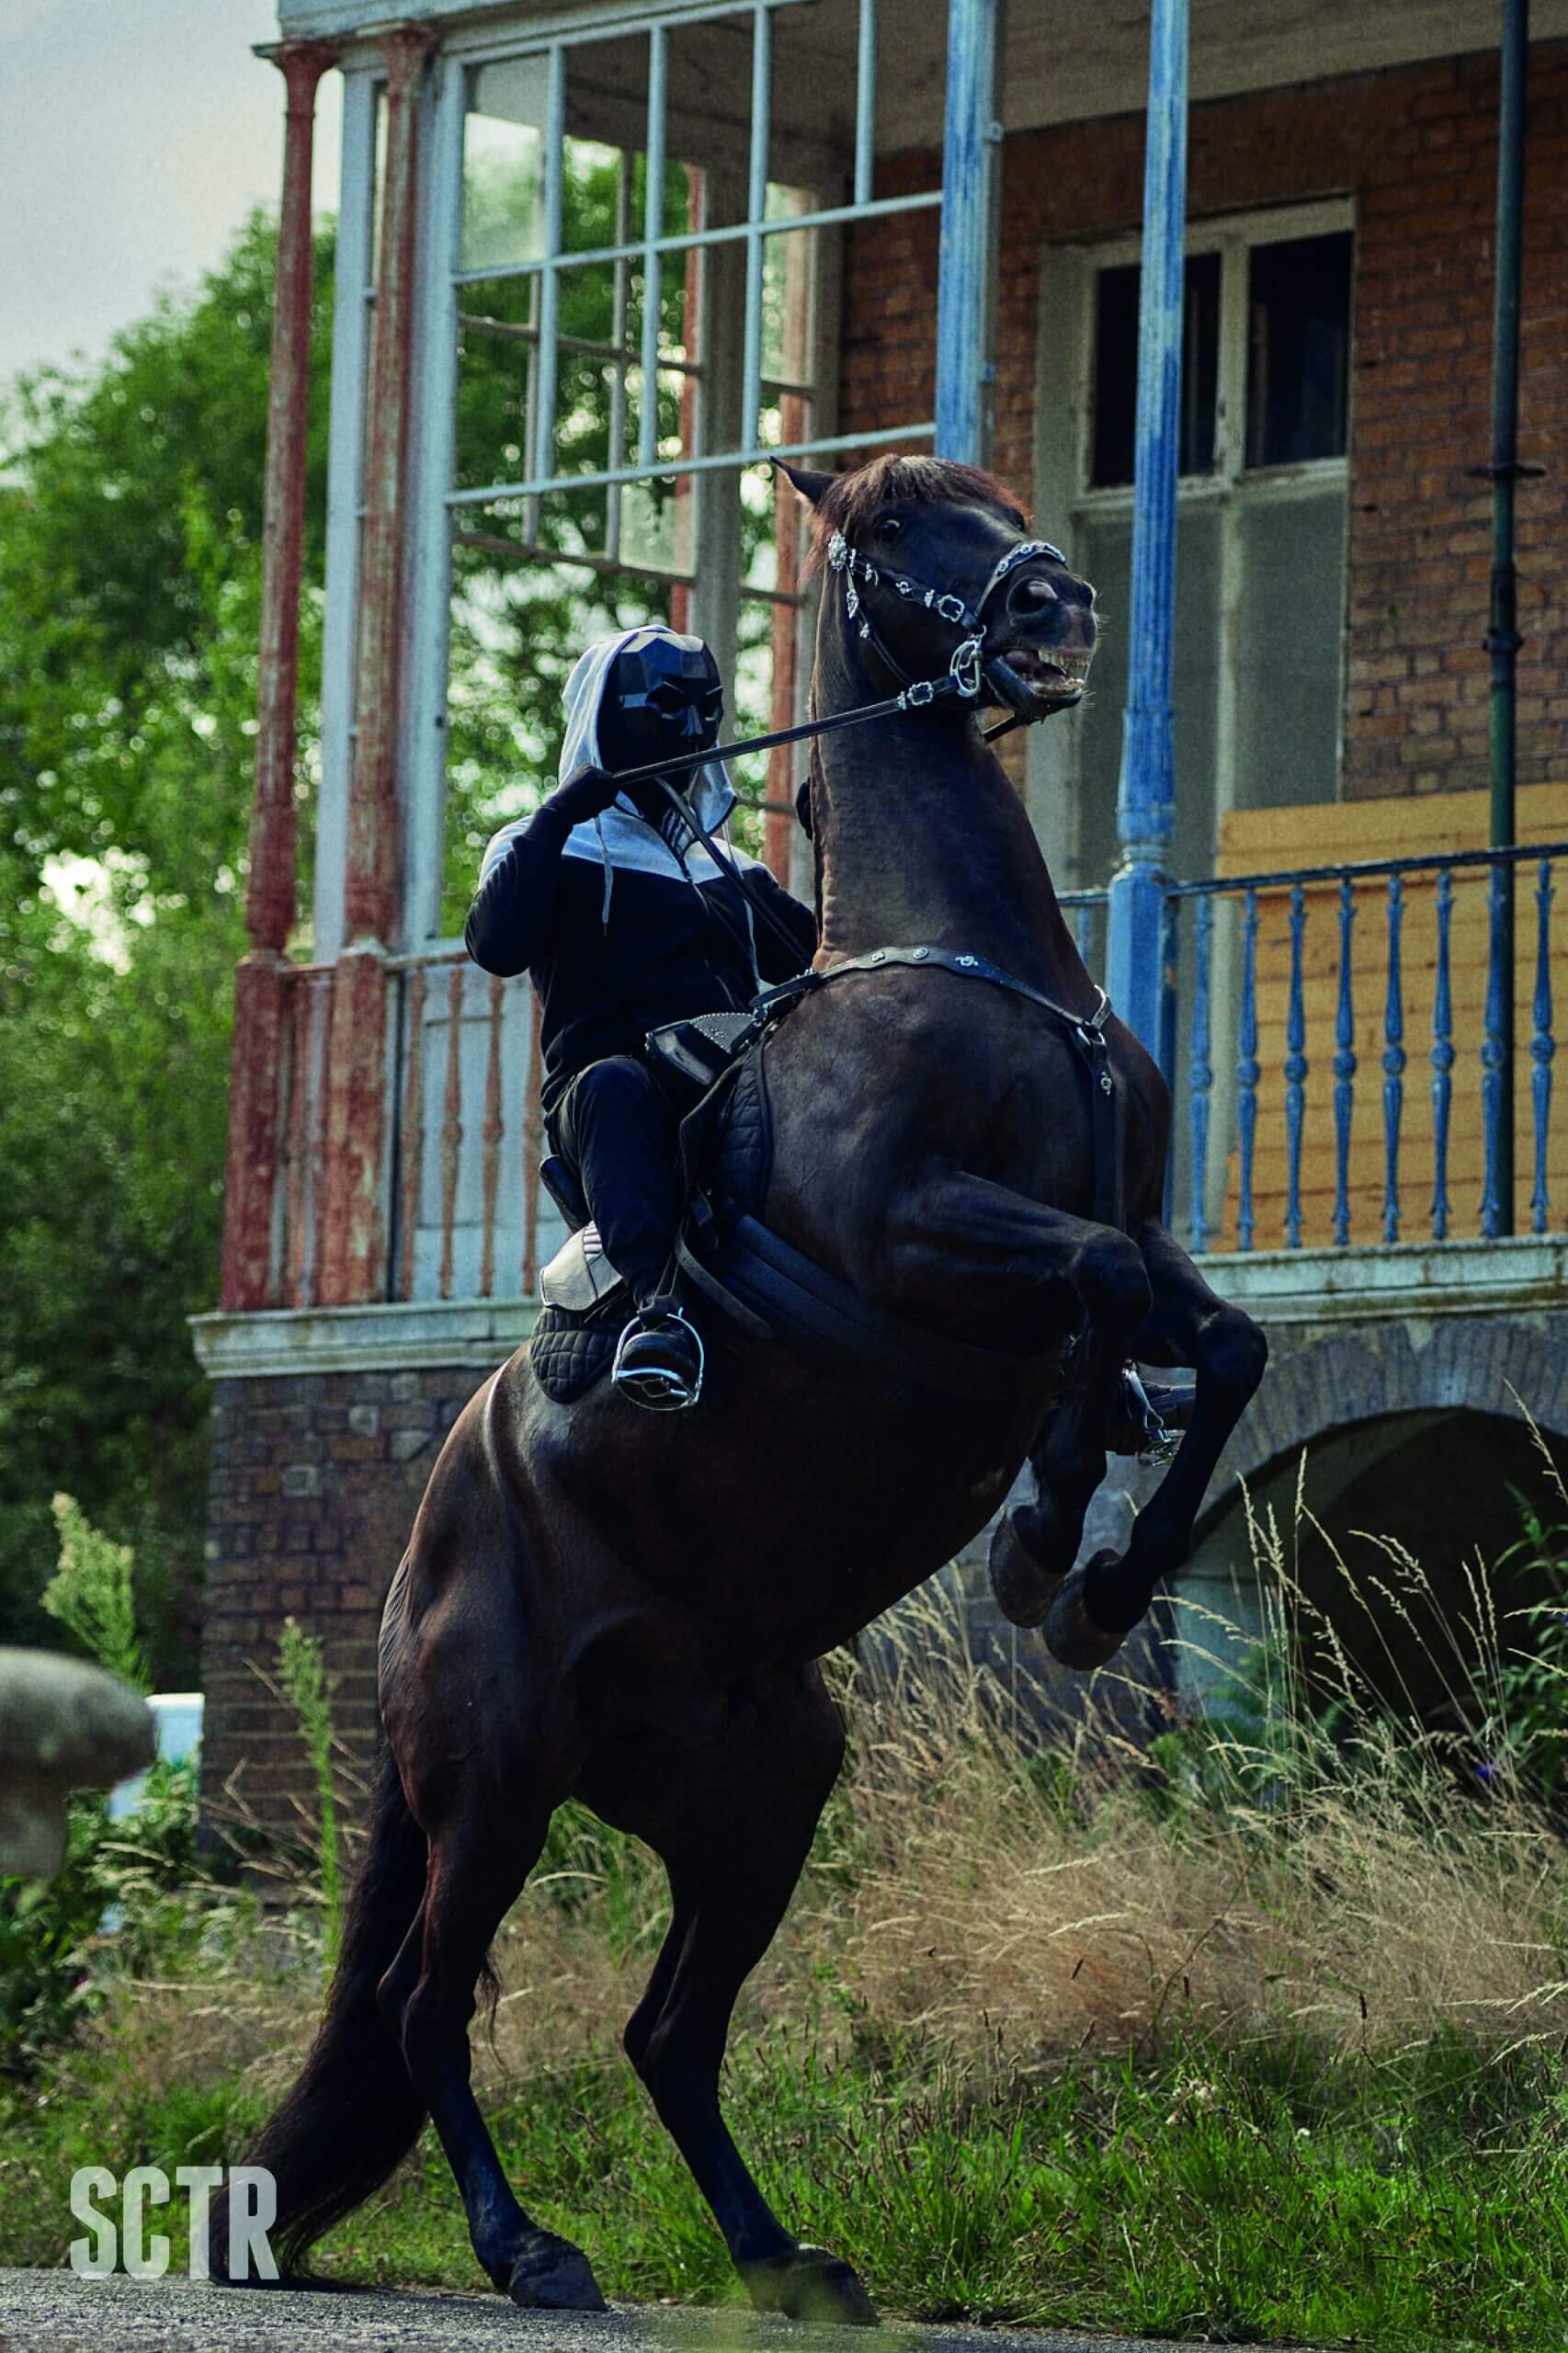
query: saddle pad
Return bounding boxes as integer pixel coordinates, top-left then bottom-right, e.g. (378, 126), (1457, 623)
(529, 1300), (622, 1404)
(710, 1040), (774, 1220)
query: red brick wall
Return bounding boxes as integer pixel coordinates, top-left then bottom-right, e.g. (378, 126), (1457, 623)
(842, 44), (1568, 803)
(200, 1368), (487, 1833)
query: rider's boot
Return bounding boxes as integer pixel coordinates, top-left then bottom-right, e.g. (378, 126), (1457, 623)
(611, 1292), (705, 1413)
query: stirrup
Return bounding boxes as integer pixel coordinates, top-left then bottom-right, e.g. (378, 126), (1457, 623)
(611, 1305), (705, 1414)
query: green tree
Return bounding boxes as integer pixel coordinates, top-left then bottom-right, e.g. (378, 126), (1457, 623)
(0, 210), (331, 1678)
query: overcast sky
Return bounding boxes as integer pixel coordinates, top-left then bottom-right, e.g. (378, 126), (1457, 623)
(2, 0), (343, 391)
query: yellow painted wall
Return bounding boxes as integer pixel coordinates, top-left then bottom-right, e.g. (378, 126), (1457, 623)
(1209, 785), (1568, 1250)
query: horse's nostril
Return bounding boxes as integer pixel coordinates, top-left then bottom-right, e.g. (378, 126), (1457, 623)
(1017, 576), (1056, 605)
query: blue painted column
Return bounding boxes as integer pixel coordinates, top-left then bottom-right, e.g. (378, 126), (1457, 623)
(1106, 0), (1189, 1054)
(934, 0), (999, 465)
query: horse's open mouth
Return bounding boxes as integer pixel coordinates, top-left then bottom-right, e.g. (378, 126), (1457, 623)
(996, 646), (1093, 709)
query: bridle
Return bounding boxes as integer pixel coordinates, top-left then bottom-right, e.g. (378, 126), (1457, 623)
(825, 527), (1068, 710)
(596, 519), (1082, 969)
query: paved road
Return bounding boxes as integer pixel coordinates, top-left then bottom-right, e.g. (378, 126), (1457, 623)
(0, 2274), (1325, 2353)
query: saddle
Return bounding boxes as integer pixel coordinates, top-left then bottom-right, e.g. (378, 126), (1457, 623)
(529, 995), (1194, 1454)
(529, 1015), (769, 1404)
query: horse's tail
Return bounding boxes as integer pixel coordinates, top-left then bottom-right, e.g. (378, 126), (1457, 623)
(222, 1746), (429, 2280)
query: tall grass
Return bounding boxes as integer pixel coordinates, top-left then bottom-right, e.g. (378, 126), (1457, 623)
(272, 1618), (344, 1971)
(6, 1450), (1568, 2342)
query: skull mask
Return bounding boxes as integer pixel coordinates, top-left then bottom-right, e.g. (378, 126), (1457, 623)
(598, 629), (724, 818)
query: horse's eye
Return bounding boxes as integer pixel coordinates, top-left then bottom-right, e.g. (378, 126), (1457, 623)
(881, 518), (903, 539)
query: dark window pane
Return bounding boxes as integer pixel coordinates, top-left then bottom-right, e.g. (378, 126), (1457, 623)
(1090, 251), (1221, 488)
(1246, 231), (1352, 467)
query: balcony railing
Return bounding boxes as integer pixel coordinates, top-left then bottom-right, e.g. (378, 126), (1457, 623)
(251, 846), (1566, 1314)
(1162, 842), (1568, 1254)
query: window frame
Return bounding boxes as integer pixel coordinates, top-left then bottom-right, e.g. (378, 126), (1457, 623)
(1072, 197), (1356, 518)
(1029, 197), (1356, 900)
(391, 0), (944, 944)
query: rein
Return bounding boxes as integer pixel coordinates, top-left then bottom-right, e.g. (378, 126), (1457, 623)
(595, 528), (1064, 803)
(608, 519), (1074, 973)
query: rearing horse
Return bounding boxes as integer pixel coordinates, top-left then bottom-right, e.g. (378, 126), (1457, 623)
(233, 454), (1266, 2321)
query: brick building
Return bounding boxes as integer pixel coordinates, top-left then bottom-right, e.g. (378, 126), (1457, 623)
(195, 0), (1568, 1826)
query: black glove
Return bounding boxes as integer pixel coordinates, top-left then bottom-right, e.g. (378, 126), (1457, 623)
(546, 763), (621, 824)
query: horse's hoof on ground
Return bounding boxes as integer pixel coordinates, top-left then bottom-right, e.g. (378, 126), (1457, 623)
(742, 2244), (879, 2325)
(506, 2233), (608, 2311)
(1042, 1552), (1131, 1672)
(987, 1508), (1065, 1629)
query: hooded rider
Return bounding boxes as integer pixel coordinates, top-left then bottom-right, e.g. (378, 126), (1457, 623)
(465, 623), (817, 1412)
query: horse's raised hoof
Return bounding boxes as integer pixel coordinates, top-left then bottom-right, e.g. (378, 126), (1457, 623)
(987, 1507), (1066, 1630)
(742, 2244), (879, 2325)
(1041, 1551), (1131, 1672)
(505, 2232), (608, 2312)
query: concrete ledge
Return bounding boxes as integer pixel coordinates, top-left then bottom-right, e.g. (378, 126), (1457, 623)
(190, 1296), (539, 1379)
(1200, 1233), (1568, 1325)
(190, 1238), (1567, 1377)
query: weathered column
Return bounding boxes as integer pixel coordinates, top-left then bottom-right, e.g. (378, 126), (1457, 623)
(934, 0), (1000, 466)
(317, 24), (437, 1307)
(1105, 0), (1188, 1055)
(220, 40), (336, 1313)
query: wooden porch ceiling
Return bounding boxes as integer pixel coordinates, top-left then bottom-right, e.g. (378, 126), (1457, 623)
(280, 0), (1568, 162)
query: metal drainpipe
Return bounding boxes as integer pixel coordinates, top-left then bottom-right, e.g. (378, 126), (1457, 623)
(1106, 0), (1188, 1055)
(1480, 0), (1539, 1235)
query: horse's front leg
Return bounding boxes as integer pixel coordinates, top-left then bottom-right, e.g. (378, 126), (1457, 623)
(882, 1171), (1153, 1619)
(1039, 1219), (1267, 1669)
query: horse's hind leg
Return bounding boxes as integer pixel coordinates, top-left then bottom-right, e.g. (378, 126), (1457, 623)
(381, 1774), (607, 2310)
(1043, 1218), (1267, 1668)
(587, 1665), (875, 2325)
(989, 1333), (1127, 1628)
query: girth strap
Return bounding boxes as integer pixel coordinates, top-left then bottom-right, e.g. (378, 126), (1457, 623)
(680, 1203), (1066, 1406)
(750, 946), (1123, 1231)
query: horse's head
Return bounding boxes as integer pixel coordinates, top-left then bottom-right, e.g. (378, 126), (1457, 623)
(779, 453), (1096, 722)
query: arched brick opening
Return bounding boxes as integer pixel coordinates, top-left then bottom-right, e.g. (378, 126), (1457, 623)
(1210, 1313), (1568, 1501)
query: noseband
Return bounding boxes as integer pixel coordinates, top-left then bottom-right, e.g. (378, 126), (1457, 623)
(825, 528), (1066, 706)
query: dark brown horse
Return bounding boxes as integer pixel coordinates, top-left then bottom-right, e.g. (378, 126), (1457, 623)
(231, 454), (1265, 2320)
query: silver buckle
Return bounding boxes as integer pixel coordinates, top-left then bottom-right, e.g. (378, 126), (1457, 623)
(950, 635), (983, 699)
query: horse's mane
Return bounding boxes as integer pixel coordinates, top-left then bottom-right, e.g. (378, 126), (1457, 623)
(802, 452), (1029, 574)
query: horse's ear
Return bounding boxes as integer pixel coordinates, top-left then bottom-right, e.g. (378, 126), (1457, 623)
(772, 458), (835, 508)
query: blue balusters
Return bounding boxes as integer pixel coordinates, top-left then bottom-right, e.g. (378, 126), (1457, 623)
(1482, 860), (1510, 1237)
(1236, 887), (1260, 1252)
(1381, 875), (1406, 1244)
(1532, 856), (1554, 1235)
(1284, 881), (1307, 1249)
(1188, 892), (1213, 1256)
(1333, 874), (1357, 1247)
(1431, 867), (1455, 1241)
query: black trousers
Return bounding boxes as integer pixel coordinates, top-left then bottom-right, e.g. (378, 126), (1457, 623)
(550, 1056), (682, 1306)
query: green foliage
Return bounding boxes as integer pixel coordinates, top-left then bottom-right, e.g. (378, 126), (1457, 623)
(274, 1619), (343, 1969)
(40, 1493), (149, 1694)
(1484, 1495), (1568, 1802)
(0, 1761), (199, 2082)
(0, 208), (328, 1680)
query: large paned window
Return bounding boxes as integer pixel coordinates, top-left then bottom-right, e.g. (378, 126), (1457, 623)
(1062, 206), (1353, 892)
(399, 0), (948, 937)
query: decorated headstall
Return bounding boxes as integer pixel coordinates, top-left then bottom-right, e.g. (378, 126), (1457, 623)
(825, 528), (1066, 706)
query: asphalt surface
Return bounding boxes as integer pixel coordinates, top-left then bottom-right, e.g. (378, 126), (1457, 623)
(0, 2274), (1327, 2353)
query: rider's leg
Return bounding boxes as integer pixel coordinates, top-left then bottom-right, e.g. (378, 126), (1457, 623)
(551, 1056), (703, 1409)
(552, 1055), (682, 1300)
